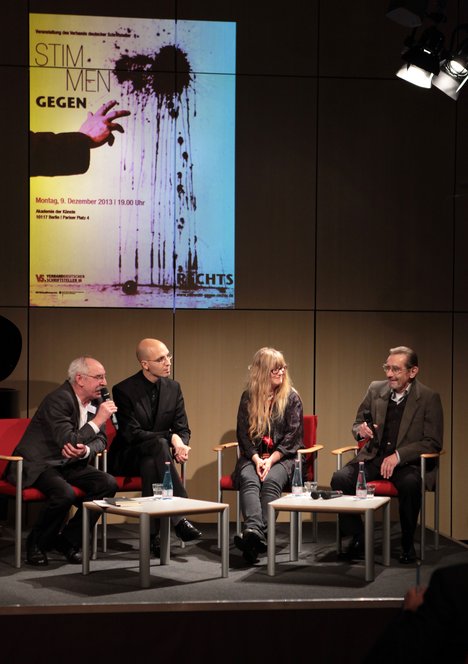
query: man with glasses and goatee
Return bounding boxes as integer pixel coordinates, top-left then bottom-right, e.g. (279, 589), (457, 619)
(110, 338), (202, 556)
(331, 345), (443, 565)
(7, 356), (118, 566)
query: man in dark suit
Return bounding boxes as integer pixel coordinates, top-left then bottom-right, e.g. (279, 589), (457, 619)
(331, 346), (443, 563)
(110, 338), (202, 554)
(363, 562), (468, 663)
(7, 356), (119, 566)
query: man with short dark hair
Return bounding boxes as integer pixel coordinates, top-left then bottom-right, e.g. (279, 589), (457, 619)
(331, 346), (443, 563)
(7, 356), (118, 566)
(110, 338), (202, 555)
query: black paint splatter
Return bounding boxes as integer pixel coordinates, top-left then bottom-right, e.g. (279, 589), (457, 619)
(114, 46), (193, 110)
(113, 45), (199, 296)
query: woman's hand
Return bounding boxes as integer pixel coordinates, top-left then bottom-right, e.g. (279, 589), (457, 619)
(253, 454), (265, 479)
(258, 456), (273, 481)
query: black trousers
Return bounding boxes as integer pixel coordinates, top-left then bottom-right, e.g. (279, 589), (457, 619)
(331, 459), (422, 550)
(120, 436), (188, 534)
(120, 436), (187, 498)
(31, 462), (118, 550)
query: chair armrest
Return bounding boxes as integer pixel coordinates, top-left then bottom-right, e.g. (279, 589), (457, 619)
(331, 445), (358, 456)
(298, 444), (324, 456)
(420, 450), (445, 459)
(97, 449), (107, 472)
(213, 442), (239, 491)
(213, 442), (238, 452)
(0, 454), (23, 462)
(331, 445), (358, 471)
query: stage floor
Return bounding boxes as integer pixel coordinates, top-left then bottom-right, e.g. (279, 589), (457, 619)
(1, 521), (467, 613)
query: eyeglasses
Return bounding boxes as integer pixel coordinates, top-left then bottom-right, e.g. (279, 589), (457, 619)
(83, 373), (106, 381)
(147, 354), (172, 364)
(382, 364), (406, 375)
(271, 365), (287, 375)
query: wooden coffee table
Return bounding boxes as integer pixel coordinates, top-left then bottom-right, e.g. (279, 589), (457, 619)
(267, 494), (391, 582)
(82, 496), (229, 588)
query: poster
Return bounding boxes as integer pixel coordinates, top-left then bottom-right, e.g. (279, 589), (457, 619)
(29, 14), (236, 308)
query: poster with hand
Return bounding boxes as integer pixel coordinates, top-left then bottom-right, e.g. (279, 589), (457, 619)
(29, 13), (236, 308)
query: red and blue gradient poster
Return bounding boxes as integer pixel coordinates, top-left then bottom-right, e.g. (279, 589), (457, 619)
(29, 14), (236, 308)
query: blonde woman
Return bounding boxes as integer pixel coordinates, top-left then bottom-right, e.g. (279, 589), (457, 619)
(232, 347), (304, 564)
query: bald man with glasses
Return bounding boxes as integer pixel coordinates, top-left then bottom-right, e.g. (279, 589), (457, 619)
(331, 345), (443, 564)
(109, 338), (202, 554)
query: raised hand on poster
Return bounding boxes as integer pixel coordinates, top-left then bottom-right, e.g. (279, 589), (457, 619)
(30, 99), (131, 177)
(78, 100), (131, 148)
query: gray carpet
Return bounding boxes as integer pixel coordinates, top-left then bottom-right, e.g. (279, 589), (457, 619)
(1, 521), (467, 611)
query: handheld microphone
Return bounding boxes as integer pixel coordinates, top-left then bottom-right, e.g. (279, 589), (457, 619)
(363, 409), (378, 449)
(363, 410), (375, 435)
(100, 387), (119, 430)
(311, 490), (343, 500)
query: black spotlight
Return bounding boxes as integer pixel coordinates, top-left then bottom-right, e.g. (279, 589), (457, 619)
(397, 25), (445, 87)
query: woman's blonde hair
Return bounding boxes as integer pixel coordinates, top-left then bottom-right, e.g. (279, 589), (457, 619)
(246, 347), (293, 440)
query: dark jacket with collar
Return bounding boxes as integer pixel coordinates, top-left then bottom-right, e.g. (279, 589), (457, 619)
(109, 372), (190, 473)
(6, 381), (106, 488)
(351, 379), (443, 488)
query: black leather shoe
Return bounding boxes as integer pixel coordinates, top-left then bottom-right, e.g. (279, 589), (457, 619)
(174, 519), (202, 542)
(243, 528), (267, 554)
(339, 534), (364, 561)
(54, 535), (82, 564)
(151, 534), (161, 557)
(399, 546), (417, 564)
(26, 542), (48, 566)
(234, 528), (267, 565)
(234, 533), (259, 564)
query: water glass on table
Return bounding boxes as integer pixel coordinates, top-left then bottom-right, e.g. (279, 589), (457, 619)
(367, 485), (376, 499)
(152, 483), (163, 499)
(303, 481), (318, 497)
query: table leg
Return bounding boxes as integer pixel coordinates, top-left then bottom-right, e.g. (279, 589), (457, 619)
(383, 500), (391, 566)
(82, 504), (90, 576)
(290, 511), (299, 562)
(364, 509), (375, 582)
(160, 516), (171, 565)
(139, 513), (150, 589)
(267, 503), (276, 576)
(221, 506), (229, 578)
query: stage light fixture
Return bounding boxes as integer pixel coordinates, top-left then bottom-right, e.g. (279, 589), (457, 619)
(432, 54), (468, 99)
(396, 62), (434, 87)
(396, 25), (445, 87)
(386, 0), (429, 27)
(432, 26), (468, 99)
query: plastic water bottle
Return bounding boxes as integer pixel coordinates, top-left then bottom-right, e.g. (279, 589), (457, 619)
(291, 457), (303, 496)
(355, 461), (367, 499)
(162, 461), (173, 499)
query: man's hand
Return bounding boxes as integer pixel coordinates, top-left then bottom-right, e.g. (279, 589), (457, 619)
(380, 452), (399, 479)
(62, 442), (88, 459)
(79, 100), (131, 148)
(403, 585), (427, 611)
(357, 421), (377, 439)
(171, 433), (191, 463)
(93, 399), (118, 429)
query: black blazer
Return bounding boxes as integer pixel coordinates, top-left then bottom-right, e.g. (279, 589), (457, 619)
(351, 379), (443, 488)
(30, 131), (91, 176)
(363, 563), (468, 663)
(6, 381), (106, 488)
(109, 371), (190, 472)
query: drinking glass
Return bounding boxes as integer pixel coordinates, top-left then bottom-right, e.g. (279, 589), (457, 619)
(152, 483), (163, 499)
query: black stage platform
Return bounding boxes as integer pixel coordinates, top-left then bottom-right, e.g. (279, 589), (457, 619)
(1, 521), (467, 663)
